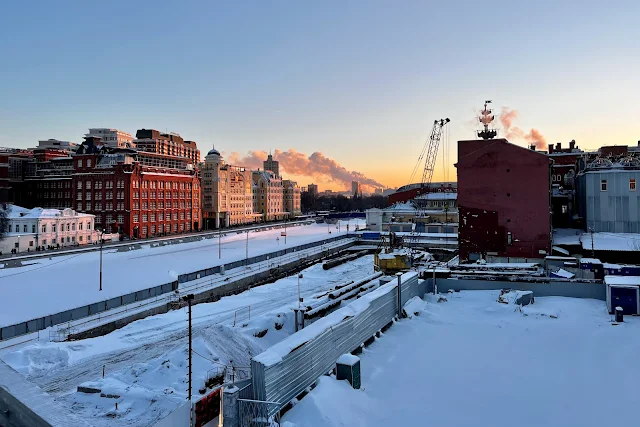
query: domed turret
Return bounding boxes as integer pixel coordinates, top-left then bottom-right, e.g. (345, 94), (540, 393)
(207, 146), (220, 156)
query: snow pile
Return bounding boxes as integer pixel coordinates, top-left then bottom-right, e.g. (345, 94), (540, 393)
(402, 296), (427, 318)
(283, 291), (640, 427)
(551, 268), (575, 279)
(336, 353), (360, 366)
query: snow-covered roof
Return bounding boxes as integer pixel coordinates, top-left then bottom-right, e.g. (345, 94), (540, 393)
(384, 202), (416, 212)
(605, 276), (640, 286)
(551, 268), (575, 279)
(580, 258), (602, 264)
(5, 205), (93, 219)
(581, 233), (640, 252)
(415, 192), (457, 201)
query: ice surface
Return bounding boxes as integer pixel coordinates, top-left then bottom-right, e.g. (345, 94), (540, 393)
(0, 222), (362, 327)
(283, 290), (640, 427)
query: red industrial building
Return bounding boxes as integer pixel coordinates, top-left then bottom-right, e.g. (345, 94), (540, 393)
(456, 138), (552, 261)
(73, 137), (200, 238)
(387, 182), (457, 205)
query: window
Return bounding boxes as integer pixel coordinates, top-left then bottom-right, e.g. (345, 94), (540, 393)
(86, 202), (92, 210)
(52, 224), (56, 232)
(77, 159), (82, 168)
(72, 223), (75, 231)
(106, 214), (113, 224)
(23, 224), (27, 233)
(150, 214), (156, 221)
(78, 181), (83, 189)
(78, 202), (83, 211)
(507, 231), (513, 245)
(43, 239), (47, 245)
(151, 225), (156, 234)
(86, 180), (91, 189)
(86, 191), (91, 200)
(79, 223), (83, 230)
(77, 191), (82, 200)
(87, 159), (92, 167)
(631, 179), (637, 191)
(158, 213), (163, 221)
(72, 236), (75, 242)
(52, 238), (56, 244)
(87, 223), (91, 230)
(601, 180), (608, 191)
(562, 205), (568, 214)
(41, 225), (47, 233)
(142, 214), (148, 222)
(32, 224), (36, 233)
(133, 215), (139, 223)
(29, 241), (33, 247)
(79, 236), (83, 242)
(117, 215), (124, 224)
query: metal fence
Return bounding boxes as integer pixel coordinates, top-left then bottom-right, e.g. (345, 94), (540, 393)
(0, 234), (352, 341)
(238, 399), (281, 427)
(250, 271), (424, 416)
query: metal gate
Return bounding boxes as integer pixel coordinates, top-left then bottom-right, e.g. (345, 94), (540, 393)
(238, 399), (281, 427)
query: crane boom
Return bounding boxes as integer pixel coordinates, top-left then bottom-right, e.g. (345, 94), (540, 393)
(420, 118), (450, 190)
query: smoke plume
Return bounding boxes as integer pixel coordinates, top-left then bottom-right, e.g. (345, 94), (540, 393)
(225, 149), (385, 191)
(499, 107), (547, 148)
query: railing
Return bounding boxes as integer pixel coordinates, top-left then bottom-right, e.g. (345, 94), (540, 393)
(250, 271), (425, 416)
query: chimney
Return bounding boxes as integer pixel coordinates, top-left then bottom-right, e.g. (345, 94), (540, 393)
(529, 144), (536, 151)
(569, 140), (576, 150)
(556, 142), (561, 151)
(548, 144), (554, 154)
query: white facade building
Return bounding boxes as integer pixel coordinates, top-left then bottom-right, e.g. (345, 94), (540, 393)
(1, 205), (103, 254)
(85, 128), (134, 149)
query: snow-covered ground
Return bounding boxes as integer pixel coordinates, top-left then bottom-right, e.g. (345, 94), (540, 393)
(2, 253), (375, 427)
(283, 291), (640, 427)
(0, 221), (363, 327)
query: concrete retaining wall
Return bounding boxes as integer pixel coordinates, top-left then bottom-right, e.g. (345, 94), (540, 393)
(427, 278), (606, 300)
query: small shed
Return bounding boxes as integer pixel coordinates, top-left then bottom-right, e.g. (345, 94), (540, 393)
(336, 353), (361, 389)
(580, 258), (604, 280)
(605, 276), (640, 315)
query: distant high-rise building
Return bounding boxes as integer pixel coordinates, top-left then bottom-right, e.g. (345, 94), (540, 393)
(351, 181), (361, 197)
(374, 188), (383, 195)
(307, 183), (318, 195)
(263, 153), (280, 177)
(85, 128), (134, 149)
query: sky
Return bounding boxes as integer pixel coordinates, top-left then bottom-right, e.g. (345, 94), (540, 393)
(1, 0), (639, 192)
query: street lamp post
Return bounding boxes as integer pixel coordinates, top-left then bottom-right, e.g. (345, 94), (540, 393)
(218, 227), (221, 259)
(99, 229), (104, 291)
(297, 273), (303, 308)
(182, 294), (195, 402)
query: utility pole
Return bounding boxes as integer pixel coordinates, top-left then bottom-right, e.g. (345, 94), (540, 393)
(183, 294), (194, 402)
(589, 227), (595, 257)
(284, 216), (287, 245)
(245, 230), (249, 267)
(297, 273), (303, 308)
(99, 230), (104, 291)
(218, 227), (221, 259)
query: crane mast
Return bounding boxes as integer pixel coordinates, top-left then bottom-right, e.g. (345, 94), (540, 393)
(420, 118), (450, 195)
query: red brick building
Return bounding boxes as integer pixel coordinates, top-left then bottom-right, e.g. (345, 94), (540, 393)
(73, 137), (200, 238)
(134, 129), (200, 165)
(456, 138), (552, 261)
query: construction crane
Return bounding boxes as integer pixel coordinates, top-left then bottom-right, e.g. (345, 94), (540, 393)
(404, 118), (450, 252)
(408, 118), (451, 198)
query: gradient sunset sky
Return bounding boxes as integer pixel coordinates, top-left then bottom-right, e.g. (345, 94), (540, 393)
(1, 1), (639, 191)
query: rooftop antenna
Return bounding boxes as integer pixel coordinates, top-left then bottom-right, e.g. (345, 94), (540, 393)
(477, 100), (497, 140)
